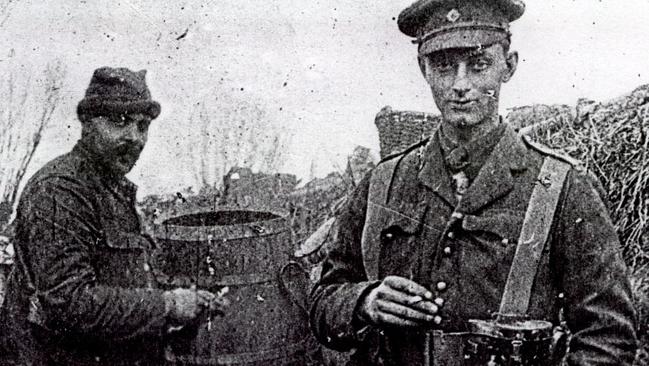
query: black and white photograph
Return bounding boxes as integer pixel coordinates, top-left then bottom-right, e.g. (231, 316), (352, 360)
(1, 0), (648, 365)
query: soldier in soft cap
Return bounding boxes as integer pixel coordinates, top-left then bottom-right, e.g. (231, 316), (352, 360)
(0, 67), (228, 366)
(310, 1), (637, 365)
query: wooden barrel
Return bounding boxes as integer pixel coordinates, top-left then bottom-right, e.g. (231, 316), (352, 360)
(154, 210), (317, 366)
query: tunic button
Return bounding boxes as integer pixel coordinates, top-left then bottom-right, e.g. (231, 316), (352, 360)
(502, 238), (509, 245)
(443, 247), (452, 256)
(385, 233), (394, 240)
(434, 298), (445, 307)
(447, 232), (455, 239)
(436, 282), (447, 291)
(143, 263), (151, 272)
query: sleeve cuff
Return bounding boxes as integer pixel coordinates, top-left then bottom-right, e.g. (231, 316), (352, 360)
(326, 280), (381, 347)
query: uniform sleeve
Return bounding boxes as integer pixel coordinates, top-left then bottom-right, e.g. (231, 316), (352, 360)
(556, 169), (638, 365)
(309, 173), (381, 351)
(19, 177), (169, 341)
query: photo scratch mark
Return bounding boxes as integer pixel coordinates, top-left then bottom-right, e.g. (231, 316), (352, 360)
(367, 201), (437, 231)
(176, 28), (189, 41)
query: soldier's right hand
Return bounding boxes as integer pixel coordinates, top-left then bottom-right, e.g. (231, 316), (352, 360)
(358, 276), (439, 328)
(163, 287), (216, 324)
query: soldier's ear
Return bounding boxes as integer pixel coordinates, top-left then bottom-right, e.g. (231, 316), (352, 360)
(502, 51), (518, 83)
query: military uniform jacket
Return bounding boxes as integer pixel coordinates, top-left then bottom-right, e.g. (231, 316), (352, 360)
(309, 126), (637, 365)
(0, 141), (169, 366)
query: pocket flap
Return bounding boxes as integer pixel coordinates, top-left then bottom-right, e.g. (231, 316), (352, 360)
(461, 210), (524, 241)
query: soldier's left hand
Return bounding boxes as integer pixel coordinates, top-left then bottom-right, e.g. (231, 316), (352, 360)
(359, 276), (438, 328)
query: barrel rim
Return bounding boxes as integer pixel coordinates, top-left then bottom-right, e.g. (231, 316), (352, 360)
(153, 207), (288, 226)
(152, 207), (291, 241)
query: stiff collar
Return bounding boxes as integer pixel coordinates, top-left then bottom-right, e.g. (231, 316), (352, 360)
(418, 123), (529, 212)
(439, 121), (507, 180)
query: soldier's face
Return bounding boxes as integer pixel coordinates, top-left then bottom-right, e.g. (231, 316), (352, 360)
(419, 43), (518, 129)
(83, 113), (151, 176)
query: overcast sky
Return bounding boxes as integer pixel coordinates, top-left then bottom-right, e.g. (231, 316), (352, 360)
(3, 0), (649, 197)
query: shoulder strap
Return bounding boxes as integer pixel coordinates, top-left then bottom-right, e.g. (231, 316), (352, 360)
(498, 156), (571, 317)
(522, 135), (582, 167)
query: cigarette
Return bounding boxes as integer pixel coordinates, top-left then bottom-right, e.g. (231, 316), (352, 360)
(217, 287), (229, 297)
(409, 296), (423, 305)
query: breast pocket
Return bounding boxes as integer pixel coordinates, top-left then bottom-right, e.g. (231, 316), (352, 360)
(96, 231), (154, 288)
(459, 210), (525, 294)
(377, 210), (433, 280)
(456, 209), (525, 312)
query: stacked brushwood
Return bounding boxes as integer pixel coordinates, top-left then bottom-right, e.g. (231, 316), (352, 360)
(288, 172), (350, 248)
(374, 106), (441, 157)
(527, 87), (649, 266)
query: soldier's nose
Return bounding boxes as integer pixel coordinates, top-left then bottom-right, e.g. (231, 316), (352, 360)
(452, 79), (470, 97)
(123, 123), (144, 143)
(452, 64), (471, 96)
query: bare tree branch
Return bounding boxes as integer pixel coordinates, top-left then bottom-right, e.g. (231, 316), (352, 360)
(0, 58), (67, 218)
(187, 90), (291, 190)
(0, 0), (17, 28)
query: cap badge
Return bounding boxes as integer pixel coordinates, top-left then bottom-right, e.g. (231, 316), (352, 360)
(446, 8), (461, 23)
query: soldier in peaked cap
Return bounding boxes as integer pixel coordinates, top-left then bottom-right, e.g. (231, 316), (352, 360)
(310, 1), (638, 365)
(0, 67), (228, 366)
(398, 0), (524, 54)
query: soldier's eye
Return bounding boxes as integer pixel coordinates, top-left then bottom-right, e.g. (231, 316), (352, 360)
(113, 115), (128, 127)
(433, 61), (454, 72)
(471, 59), (491, 71)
